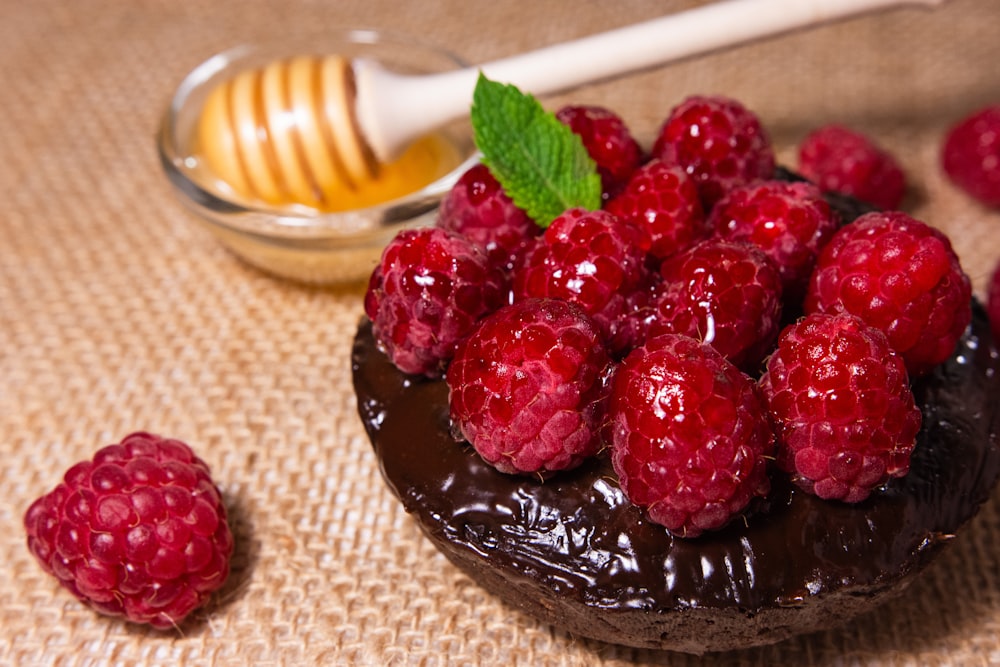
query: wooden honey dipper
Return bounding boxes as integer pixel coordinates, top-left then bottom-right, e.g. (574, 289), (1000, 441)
(196, 0), (945, 211)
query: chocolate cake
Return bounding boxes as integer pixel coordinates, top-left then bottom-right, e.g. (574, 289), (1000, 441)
(352, 304), (1000, 653)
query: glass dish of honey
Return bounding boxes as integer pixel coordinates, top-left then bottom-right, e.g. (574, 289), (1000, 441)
(157, 30), (478, 285)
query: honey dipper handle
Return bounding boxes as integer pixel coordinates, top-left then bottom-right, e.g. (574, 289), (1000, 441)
(356, 0), (945, 161)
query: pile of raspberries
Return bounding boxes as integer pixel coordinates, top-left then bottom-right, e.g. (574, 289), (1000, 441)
(365, 95), (977, 539)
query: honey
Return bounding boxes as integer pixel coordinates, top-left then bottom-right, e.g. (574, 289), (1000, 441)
(194, 54), (464, 212)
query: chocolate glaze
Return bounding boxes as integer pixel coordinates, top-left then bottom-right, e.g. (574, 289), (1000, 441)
(352, 305), (1000, 653)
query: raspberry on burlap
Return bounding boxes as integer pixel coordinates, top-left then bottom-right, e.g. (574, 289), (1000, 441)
(941, 105), (1000, 208)
(23, 432), (233, 629)
(797, 124), (906, 210)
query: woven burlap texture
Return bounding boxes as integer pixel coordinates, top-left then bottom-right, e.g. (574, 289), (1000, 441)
(2, 1), (999, 665)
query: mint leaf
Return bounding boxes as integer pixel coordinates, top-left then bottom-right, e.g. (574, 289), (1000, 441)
(470, 73), (602, 227)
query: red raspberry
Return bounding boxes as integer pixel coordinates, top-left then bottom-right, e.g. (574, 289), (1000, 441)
(709, 179), (838, 304)
(437, 163), (541, 273)
(651, 95), (775, 210)
(989, 260), (1000, 342)
(23, 432), (233, 629)
(512, 208), (651, 355)
(605, 159), (709, 262)
(797, 124), (906, 210)
(556, 104), (643, 200)
(650, 239), (783, 373)
(760, 313), (922, 503)
(447, 298), (611, 475)
(364, 226), (508, 378)
(805, 211), (971, 377)
(608, 334), (774, 538)
(941, 105), (1000, 208)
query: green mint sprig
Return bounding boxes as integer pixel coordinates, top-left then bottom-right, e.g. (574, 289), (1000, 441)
(470, 73), (602, 228)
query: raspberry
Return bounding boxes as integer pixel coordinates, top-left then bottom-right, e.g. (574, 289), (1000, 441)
(447, 298), (611, 475)
(556, 104), (643, 200)
(797, 124), (906, 210)
(760, 313), (922, 503)
(941, 105), (1000, 208)
(608, 334), (774, 538)
(650, 239), (783, 373)
(989, 260), (1000, 342)
(805, 211), (971, 377)
(605, 159), (709, 262)
(512, 207), (651, 355)
(651, 95), (775, 210)
(364, 226), (508, 378)
(23, 432), (233, 629)
(437, 163), (541, 273)
(709, 179), (838, 304)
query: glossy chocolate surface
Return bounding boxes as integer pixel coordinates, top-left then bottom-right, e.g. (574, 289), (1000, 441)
(352, 306), (1000, 652)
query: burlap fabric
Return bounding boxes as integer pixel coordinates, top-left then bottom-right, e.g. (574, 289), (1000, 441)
(2, 1), (999, 665)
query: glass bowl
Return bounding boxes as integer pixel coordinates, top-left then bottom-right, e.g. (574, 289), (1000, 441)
(157, 30), (479, 285)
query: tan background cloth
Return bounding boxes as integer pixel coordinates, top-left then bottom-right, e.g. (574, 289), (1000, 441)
(2, 1), (1000, 665)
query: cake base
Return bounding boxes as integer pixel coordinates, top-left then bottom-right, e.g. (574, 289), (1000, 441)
(352, 304), (1000, 654)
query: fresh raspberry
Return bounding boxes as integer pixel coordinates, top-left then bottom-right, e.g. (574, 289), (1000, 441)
(651, 95), (775, 210)
(437, 162), (541, 273)
(760, 313), (922, 503)
(512, 207), (651, 355)
(649, 239), (783, 373)
(23, 432), (233, 629)
(556, 104), (644, 200)
(941, 105), (1000, 208)
(797, 124), (906, 210)
(447, 298), (611, 475)
(805, 211), (971, 377)
(605, 159), (709, 262)
(608, 334), (774, 538)
(989, 259), (1000, 342)
(709, 179), (839, 304)
(364, 226), (508, 378)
